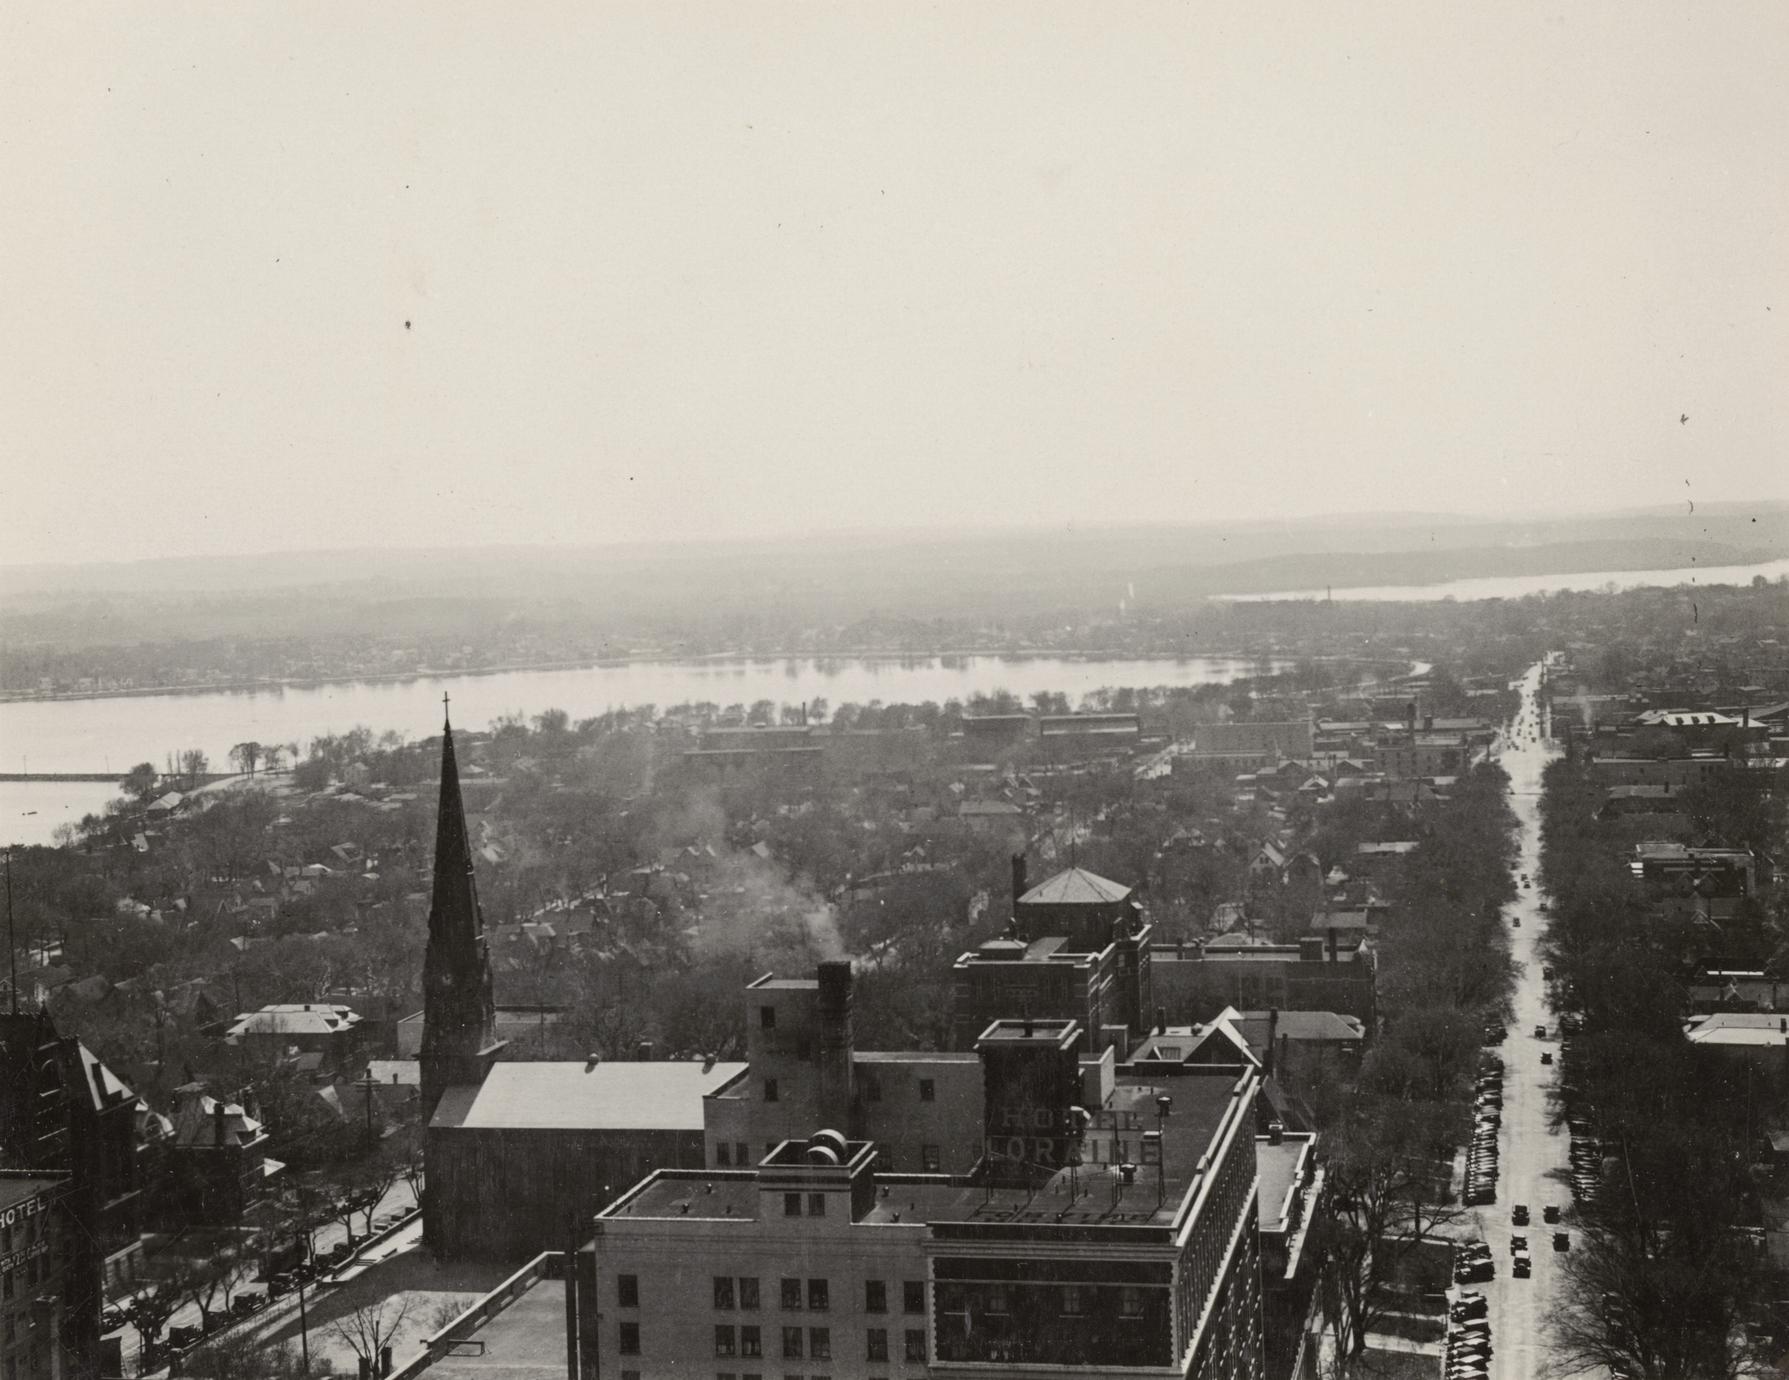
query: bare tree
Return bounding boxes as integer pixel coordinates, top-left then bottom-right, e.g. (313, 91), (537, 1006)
(125, 1274), (185, 1362)
(175, 1248), (236, 1334)
(329, 1297), (414, 1372)
(187, 1331), (320, 1380)
(230, 741), (264, 776)
(179, 747), (210, 786)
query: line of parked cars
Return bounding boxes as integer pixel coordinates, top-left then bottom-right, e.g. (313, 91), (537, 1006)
(1453, 1238), (1495, 1286)
(1446, 1291), (1491, 1379)
(1569, 1124), (1604, 1208)
(1465, 1051), (1503, 1206)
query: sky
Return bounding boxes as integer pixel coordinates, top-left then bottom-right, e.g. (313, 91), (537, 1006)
(2, 2), (1785, 568)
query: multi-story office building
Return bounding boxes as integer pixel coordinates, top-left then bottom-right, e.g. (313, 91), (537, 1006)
(577, 1019), (1264, 1380)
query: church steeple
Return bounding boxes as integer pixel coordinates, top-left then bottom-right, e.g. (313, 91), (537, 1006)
(419, 701), (503, 1132)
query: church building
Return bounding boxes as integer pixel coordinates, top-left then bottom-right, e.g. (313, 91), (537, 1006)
(420, 709), (744, 1261)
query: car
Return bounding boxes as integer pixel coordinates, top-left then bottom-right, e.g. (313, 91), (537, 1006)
(1554, 1232), (1570, 1252)
(1544, 1204), (1561, 1224)
(101, 1306), (127, 1333)
(1512, 1255), (1531, 1279)
(1542, 967), (1554, 980)
(231, 1291), (264, 1317)
(1512, 1204), (1529, 1225)
(1534, 1025), (1547, 1038)
(168, 1325), (203, 1349)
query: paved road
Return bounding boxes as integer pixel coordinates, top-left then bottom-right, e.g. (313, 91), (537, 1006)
(110, 1177), (419, 1377)
(1466, 661), (1601, 1380)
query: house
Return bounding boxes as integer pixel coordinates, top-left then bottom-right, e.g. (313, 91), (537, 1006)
(151, 1086), (282, 1230)
(225, 1003), (368, 1072)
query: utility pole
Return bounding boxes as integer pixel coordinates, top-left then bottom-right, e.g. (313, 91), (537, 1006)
(362, 1065), (377, 1151)
(5, 849), (16, 1015)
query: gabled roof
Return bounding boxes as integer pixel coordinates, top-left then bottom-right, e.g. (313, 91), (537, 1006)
(1016, 867), (1132, 906)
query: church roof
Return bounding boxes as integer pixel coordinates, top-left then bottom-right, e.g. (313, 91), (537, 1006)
(1016, 867), (1131, 906)
(430, 1060), (747, 1132)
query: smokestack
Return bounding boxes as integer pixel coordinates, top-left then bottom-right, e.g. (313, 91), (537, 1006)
(1011, 854), (1028, 910)
(817, 961), (855, 1134)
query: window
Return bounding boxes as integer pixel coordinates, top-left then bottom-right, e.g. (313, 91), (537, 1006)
(782, 1326), (804, 1359)
(719, 1374), (737, 1380)
(717, 1142), (732, 1167)
(1142, 1133), (1161, 1165)
(806, 1193), (826, 1218)
(736, 1142), (750, 1167)
(740, 1277), (761, 1310)
(619, 1322), (641, 1356)
(904, 1330), (926, 1363)
(808, 1329), (830, 1361)
(921, 1144), (941, 1172)
(902, 1281), (925, 1314)
(716, 1326), (737, 1357)
(864, 1074), (882, 1102)
(618, 1275), (639, 1308)
(1062, 1285), (1084, 1315)
(867, 1328), (888, 1362)
(1120, 1286), (1144, 1318)
(807, 1279), (828, 1311)
(764, 1078), (779, 1103)
(741, 1326), (762, 1357)
(621, 1373), (640, 1380)
(917, 1079), (935, 1102)
(784, 1193), (802, 1218)
(760, 1005), (777, 1029)
(715, 1277), (736, 1310)
(781, 1278), (803, 1310)
(986, 1284), (1008, 1315)
(864, 1280), (886, 1313)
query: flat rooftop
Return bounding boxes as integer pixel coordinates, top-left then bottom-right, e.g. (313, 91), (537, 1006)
(1256, 1134), (1315, 1235)
(609, 1071), (1249, 1233)
(0, 1176), (60, 1211)
(426, 1280), (567, 1380)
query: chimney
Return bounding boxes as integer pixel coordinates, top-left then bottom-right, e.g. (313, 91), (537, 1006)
(1011, 854), (1028, 910)
(585, 1053), (600, 1073)
(213, 1098), (227, 1148)
(816, 961), (856, 1134)
(1328, 927), (1339, 964)
(1155, 1006), (1166, 1036)
(1269, 1120), (1285, 1146)
(634, 1041), (654, 1061)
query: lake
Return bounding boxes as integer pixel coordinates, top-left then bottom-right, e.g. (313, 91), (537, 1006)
(0, 653), (1273, 844)
(1220, 556), (1789, 603)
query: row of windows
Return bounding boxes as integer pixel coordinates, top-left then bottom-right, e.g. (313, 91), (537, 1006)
(760, 1074), (936, 1103)
(694, 1277), (927, 1314)
(622, 1323), (926, 1363)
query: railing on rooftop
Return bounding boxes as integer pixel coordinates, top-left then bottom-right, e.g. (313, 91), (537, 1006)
(388, 1250), (565, 1380)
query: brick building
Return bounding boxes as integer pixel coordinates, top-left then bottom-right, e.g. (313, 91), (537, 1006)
(575, 1023), (1265, 1380)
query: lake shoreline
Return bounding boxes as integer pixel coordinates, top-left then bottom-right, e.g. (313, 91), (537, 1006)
(0, 646), (1348, 708)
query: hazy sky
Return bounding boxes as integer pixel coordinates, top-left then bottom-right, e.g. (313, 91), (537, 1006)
(3, 2), (1785, 567)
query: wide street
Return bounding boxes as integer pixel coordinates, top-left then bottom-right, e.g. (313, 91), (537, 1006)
(112, 1177), (419, 1378)
(1466, 659), (1599, 1380)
